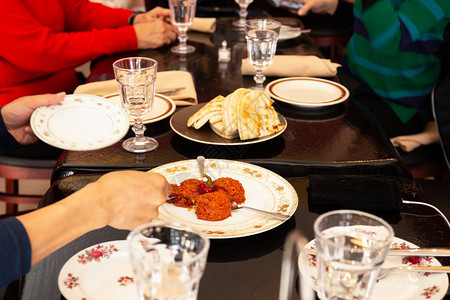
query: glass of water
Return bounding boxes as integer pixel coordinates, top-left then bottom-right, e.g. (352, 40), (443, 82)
(232, 0), (254, 28)
(314, 210), (394, 300)
(245, 19), (281, 89)
(127, 221), (210, 300)
(113, 57), (158, 153)
(169, 0), (197, 54)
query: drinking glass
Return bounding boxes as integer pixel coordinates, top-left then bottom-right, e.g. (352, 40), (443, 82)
(169, 0), (197, 54)
(314, 210), (394, 300)
(232, 0), (254, 28)
(245, 19), (281, 89)
(127, 221), (210, 300)
(113, 57), (158, 153)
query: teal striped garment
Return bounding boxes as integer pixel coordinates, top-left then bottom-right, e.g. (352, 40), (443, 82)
(346, 0), (450, 123)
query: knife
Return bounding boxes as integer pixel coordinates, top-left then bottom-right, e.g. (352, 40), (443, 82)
(303, 247), (450, 257)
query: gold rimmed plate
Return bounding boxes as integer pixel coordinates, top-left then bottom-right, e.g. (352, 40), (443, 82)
(170, 104), (287, 146)
(150, 159), (298, 238)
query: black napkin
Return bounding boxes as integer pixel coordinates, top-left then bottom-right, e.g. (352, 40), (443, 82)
(308, 175), (403, 217)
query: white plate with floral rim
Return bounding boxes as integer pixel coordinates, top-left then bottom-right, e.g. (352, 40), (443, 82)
(266, 77), (350, 108)
(150, 159), (298, 239)
(299, 234), (449, 300)
(58, 240), (139, 300)
(106, 93), (176, 125)
(31, 94), (129, 151)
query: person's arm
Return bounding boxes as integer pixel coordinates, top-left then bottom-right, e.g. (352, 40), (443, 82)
(17, 170), (169, 266)
(1, 93), (66, 146)
(0, 0), (137, 74)
(355, 0), (450, 50)
(297, 0), (339, 16)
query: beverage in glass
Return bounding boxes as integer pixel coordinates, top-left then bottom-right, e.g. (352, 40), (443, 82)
(233, 0), (254, 28)
(245, 19), (280, 89)
(169, 0), (197, 54)
(113, 57), (158, 153)
(127, 221), (210, 300)
(314, 210), (394, 300)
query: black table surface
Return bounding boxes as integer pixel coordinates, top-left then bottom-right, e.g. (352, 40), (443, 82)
(52, 17), (410, 182)
(12, 174), (449, 299)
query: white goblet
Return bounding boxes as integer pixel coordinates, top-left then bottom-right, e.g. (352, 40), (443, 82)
(169, 0), (197, 54)
(113, 57), (158, 153)
(245, 19), (281, 89)
(232, 0), (254, 28)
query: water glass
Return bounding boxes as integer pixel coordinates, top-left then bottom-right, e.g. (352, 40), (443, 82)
(245, 19), (280, 89)
(314, 210), (394, 300)
(169, 0), (197, 54)
(113, 57), (158, 153)
(232, 0), (254, 28)
(127, 221), (210, 300)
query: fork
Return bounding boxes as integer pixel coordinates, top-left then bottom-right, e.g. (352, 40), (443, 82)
(377, 265), (450, 280)
(230, 201), (290, 221)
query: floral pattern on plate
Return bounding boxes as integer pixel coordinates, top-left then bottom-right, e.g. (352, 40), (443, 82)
(150, 159), (298, 238)
(299, 232), (449, 300)
(58, 240), (139, 300)
(30, 94), (129, 151)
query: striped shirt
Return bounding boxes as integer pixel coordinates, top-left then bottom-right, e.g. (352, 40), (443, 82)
(345, 0), (450, 121)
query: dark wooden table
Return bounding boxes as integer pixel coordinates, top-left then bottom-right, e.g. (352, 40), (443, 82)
(51, 17), (410, 182)
(9, 16), (450, 300)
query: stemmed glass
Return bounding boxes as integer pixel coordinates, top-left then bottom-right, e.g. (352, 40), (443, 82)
(113, 57), (158, 153)
(245, 19), (281, 89)
(169, 0), (197, 54)
(232, 0), (254, 28)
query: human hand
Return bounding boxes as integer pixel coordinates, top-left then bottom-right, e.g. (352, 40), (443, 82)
(134, 7), (172, 24)
(1, 92), (65, 145)
(87, 171), (170, 229)
(134, 19), (178, 49)
(297, 0), (338, 16)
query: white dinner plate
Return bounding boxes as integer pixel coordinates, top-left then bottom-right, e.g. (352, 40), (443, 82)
(266, 77), (350, 108)
(30, 94), (129, 151)
(299, 235), (449, 300)
(58, 240), (139, 300)
(278, 25), (302, 41)
(150, 159), (298, 238)
(106, 93), (176, 125)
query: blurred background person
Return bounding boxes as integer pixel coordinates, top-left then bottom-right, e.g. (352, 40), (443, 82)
(0, 0), (178, 105)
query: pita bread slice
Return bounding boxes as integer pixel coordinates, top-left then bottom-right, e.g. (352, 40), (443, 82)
(222, 88), (250, 137)
(237, 90), (285, 140)
(187, 95), (223, 128)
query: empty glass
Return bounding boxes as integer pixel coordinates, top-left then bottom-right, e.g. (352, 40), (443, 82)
(245, 19), (281, 89)
(169, 0), (197, 54)
(113, 57), (158, 153)
(232, 0), (254, 28)
(314, 210), (394, 300)
(127, 221), (210, 300)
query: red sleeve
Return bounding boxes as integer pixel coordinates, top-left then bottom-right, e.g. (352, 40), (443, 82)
(59, 0), (134, 31)
(0, 0), (138, 74)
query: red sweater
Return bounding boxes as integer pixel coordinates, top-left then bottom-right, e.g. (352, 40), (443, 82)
(0, 0), (138, 105)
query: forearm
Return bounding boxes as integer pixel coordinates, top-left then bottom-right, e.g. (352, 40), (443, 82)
(17, 183), (107, 266)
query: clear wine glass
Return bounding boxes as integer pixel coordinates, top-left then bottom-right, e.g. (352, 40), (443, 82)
(233, 0), (254, 28)
(169, 0), (197, 54)
(113, 57), (158, 153)
(245, 19), (281, 89)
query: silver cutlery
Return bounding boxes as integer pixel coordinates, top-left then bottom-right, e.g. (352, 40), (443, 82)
(230, 200), (290, 221)
(103, 87), (186, 98)
(304, 247), (450, 257)
(377, 265), (450, 280)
